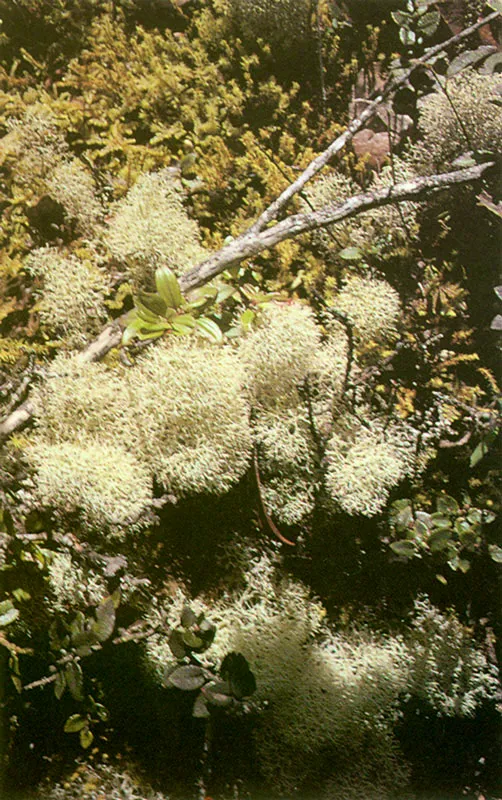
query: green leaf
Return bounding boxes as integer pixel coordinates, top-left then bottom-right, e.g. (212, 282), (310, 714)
(436, 573), (448, 585)
(155, 267), (183, 310)
(487, 0), (502, 13)
(240, 309), (255, 331)
(428, 529), (453, 553)
(430, 513), (452, 530)
(192, 694), (210, 718)
(195, 317), (223, 343)
(171, 314), (196, 335)
(339, 246), (363, 261)
(436, 495), (459, 515)
(181, 606), (198, 628)
(54, 671), (66, 700)
(202, 680), (233, 708)
(182, 630), (204, 650)
(470, 431), (498, 468)
(166, 665), (208, 691)
(489, 544), (502, 564)
(0, 603), (19, 627)
(12, 588), (31, 602)
(65, 661), (84, 702)
(220, 652), (256, 699)
(168, 629), (187, 659)
(92, 596), (116, 643)
(416, 9), (440, 36)
(447, 46), (496, 78)
(94, 703), (109, 722)
(64, 713), (87, 733)
(390, 540), (416, 558)
(80, 727), (94, 749)
(389, 500), (413, 530)
(137, 291), (168, 318)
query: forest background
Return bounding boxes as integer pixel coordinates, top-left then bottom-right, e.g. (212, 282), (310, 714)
(0, 1), (501, 799)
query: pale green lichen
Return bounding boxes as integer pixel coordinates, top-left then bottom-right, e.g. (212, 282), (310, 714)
(29, 353), (128, 446)
(46, 550), (107, 612)
(253, 406), (317, 525)
(105, 168), (209, 287)
(325, 416), (418, 516)
(239, 301), (321, 409)
(128, 338), (252, 497)
(413, 70), (502, 171)
(332, 275), (402, 342)
(46, 159), (103, 235)
(25, 441), (153, 535)
(26, 249), (109, 346)
(407, 596), (500, 717)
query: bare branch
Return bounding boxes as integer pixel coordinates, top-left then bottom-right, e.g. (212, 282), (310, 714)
(180, 161), (495, 291)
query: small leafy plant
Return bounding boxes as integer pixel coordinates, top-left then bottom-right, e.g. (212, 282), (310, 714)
(122, 267), (225, 345)
(388, 494), (497, 576)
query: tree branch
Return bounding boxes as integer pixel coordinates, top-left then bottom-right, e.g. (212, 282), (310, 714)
(0, 160), (494, 440)
(179, 160), (495, 290)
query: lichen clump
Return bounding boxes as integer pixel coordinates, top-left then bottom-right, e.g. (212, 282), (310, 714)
(26, 249), (109, 346)
(414, 70), (502, 171)
(325, 416), (418, 516)
(105, 169), (209, 286)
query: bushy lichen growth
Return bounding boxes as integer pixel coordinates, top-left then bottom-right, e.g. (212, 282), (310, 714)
(144, 558), (499, 795)
(26, 249), (109, 346)
(46, 550), (107, 613)
(25, 441), (153, 534)
(105, 169), (209, 287)
(128, 338), (253, 497)
(325, 415), (419, 516)
(413, 70), (502, 171)
(407, 597), (500, 717)
(239, 301), (321, 409)
(332, 275), (402, 342)
(46, 160), (103, 235)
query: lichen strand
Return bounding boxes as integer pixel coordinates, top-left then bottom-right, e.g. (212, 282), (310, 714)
(239, 301), (321, 409)
(26, 249), (109, 346)
(105, 169), (209, 287)
(413, 70), (502, 172)
(25, 440), (153, 535)
(128, 338), (252, 497)
(325, 416), (419, 516)
(332, 275), (402, 342)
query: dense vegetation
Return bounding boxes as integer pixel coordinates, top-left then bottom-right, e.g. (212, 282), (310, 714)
(0, 1), (500, 798)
